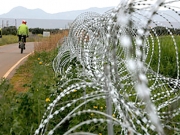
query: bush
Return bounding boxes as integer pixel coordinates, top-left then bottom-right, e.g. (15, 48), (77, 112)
(2, 26), (17, 35)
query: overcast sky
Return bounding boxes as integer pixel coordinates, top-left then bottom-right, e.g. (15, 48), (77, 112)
(0, 0), (120, 14)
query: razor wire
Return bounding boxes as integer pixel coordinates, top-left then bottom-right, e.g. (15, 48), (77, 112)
(35, 0), (180, 135)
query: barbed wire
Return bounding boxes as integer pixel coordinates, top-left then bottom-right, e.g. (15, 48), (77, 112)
(35, 0), (180, 135)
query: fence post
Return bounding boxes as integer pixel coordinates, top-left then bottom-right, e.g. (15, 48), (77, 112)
(104, 64), (114, 135)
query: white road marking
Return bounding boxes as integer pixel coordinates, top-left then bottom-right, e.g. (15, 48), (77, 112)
(3, 51), (34, 78)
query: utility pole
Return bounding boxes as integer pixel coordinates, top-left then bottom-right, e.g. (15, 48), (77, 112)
(15, 19), (17, 28)
(2, 20), (3, 28)
(6, 20), (9, 27)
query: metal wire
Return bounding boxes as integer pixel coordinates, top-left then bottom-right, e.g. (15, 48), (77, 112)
(35, 0), (180, 135)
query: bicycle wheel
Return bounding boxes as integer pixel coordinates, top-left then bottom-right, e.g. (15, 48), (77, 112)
(20, 37), (24, 54)
(21, 46), (24, 53)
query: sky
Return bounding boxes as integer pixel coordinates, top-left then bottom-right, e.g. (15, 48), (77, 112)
(0, 0), (120, 14)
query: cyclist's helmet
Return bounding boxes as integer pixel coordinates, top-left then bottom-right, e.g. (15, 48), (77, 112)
(22, 20), (27, 24)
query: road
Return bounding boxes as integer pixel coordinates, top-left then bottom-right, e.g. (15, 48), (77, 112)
(0, 42), (34, 79)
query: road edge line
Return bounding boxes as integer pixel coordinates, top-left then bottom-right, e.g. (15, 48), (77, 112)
(3, 51), (34, 78)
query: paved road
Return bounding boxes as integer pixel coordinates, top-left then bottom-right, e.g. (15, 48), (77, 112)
(0, 42), (34, 79)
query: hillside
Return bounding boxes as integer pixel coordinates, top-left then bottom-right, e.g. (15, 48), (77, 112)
(0, 6), (180, 29)
(0, 6), (114, 20)
(0, 6), (114, 29)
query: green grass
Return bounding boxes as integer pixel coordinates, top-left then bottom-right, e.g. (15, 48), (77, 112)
(146, 35), (180, 78)
(0, 49), (59, 134)
(0, 31), (69, 134)
(0, 35), (38, 46)
(0, 35), (19, 46)
(0, 34), (179, 134)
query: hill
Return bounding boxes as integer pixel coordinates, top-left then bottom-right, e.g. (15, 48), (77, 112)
(0, 6), (114, 29)
(0, 6), (180, 29)
(0, 6), (114, 20)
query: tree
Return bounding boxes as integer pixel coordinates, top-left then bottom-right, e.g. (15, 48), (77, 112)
(2, 26), (17, 35)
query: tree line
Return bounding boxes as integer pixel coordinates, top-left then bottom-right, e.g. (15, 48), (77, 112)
(0, 26), (66, 35)
(150, 26), (180, 35)
(1, 26), (180, 36)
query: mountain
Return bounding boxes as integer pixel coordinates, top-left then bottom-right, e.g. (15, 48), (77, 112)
(0, 6), (180, 29)
(0, 6), (114, 29)
(0, 6), (50, 19)
(0, 6), (114, 20)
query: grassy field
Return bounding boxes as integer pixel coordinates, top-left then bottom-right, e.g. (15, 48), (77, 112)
(0, 35), (37, 46)
(0, 33), (179, 134)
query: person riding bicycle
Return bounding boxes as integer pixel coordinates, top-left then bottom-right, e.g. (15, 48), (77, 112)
(17, 20), (29, 49)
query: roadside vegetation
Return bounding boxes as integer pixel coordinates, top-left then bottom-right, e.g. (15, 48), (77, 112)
(0, 26), (63, 46)
(0, 29), (180, 134)
(0, 30), (68, 134)
(0, 35), (36, 46)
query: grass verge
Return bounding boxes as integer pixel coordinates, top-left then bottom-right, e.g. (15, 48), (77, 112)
(0, 30), (68, 134)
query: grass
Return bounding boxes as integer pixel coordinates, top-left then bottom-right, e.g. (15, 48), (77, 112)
(0, 35), (37, 46)
(0, 30), (69, 134)
(0, 33), (179, 134)
(0, 51), (58, 134)
(10, 30), (69, 92)
(34, 30), (68, 52)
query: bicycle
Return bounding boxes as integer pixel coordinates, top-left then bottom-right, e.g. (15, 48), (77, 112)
(19, 36), (25, 54)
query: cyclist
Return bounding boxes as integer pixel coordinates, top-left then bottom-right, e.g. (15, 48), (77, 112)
(17, 20), (29, 49)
